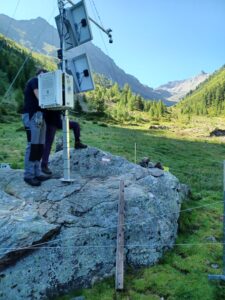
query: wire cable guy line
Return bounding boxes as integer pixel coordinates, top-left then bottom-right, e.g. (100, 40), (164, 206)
(88, 0), (118, 83)
(88, 0), (108, 52)
(89, 0), (104, 27)
(0, 240), (224, 255)
(3, 4), (57, 100)
(0, 199), (223, 254)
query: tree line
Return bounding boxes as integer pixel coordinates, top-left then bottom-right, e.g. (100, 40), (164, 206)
(82, 74), (167, 122)
(0, 35), (167, 123)
(177, 66), (225, 116)
(2, 33), (225, 124)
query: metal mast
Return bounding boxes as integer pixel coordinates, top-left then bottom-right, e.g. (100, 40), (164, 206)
(208, 161), (225, 280)
(58, 0), (74, 182)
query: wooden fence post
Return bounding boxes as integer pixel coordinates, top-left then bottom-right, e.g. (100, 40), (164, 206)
(115, 180), (125, 290)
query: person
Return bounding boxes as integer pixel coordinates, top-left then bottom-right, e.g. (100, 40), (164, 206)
(41, 110), (87, 175)
(22, 68), (51, 186)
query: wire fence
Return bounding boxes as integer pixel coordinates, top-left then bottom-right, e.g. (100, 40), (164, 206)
(0, 199), (223, 255)
(0, 1), (224, 285)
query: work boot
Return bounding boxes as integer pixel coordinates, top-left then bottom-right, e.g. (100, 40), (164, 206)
(75, 141), (87, 149)
(36, 175), (51, 181)
(41, 166), (52, 175)
(24, 177), (41, 187)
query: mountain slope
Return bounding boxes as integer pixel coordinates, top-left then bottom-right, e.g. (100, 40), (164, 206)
(0, 14), (169, 103)
(0, 14), (59, 55)
(176, 65), (225, 115)
(0, 14), (211, 106)
(156, 71), (209, 103)
(0, 34), (56, 120)
(66, 43), (168, 102)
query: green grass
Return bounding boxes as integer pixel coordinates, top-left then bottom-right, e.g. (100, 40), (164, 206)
(0, 120), (25, 169)
(1, 115), (225, 299)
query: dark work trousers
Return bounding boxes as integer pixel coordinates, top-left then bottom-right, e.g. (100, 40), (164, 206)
(22, 112), (46, 179)
(41, 120), (80, 168)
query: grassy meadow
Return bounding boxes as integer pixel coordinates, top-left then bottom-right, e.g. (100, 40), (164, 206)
(1, 114), (225, 299)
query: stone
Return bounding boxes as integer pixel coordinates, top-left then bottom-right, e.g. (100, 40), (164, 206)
(148, 168), (164, 177)
(211, 264), (219, 269)
(0, 163), (11, 170)
(139, 157), (150, 168)
(149, 125), (169, 130)
(0, 190), (60, 269)
(139, 158), (164, 171)
(210, 128), (225, 137)
(205, 236), (217, 243)
(0, 147), (189, 300)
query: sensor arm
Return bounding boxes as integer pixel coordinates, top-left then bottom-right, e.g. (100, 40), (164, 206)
(88, 16), (113, 43)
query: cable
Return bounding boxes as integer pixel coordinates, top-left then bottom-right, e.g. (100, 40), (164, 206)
(90, 0), (104, 28)
(180, 200), (223, 212)
(88, 0), (119, 85)
(3, 4), (58, 100)
(0, 199), (222, 254)
(3, 56), (30, 100)
(0, 239), (224, 256)
(88, 0), (111, 52)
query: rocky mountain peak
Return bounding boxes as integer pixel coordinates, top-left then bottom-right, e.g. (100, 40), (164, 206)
(156, 72), (210, 103)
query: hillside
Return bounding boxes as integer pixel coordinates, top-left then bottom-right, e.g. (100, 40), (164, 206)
(0, 14), (59, 56)
(0, 34), (168, 124)
(156, 71), (209, 103)
(0, 34), (56, 120)
(1, 13), (211, 106)
(0, 13), (171, 103)
(176, 65), (225, 116)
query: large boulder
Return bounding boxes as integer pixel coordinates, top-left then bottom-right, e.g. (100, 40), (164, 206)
(0, 147), (188, 300)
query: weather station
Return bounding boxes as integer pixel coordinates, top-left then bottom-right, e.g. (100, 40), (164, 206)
(38, 0), (113, 182)
(38, 70), (74, 109)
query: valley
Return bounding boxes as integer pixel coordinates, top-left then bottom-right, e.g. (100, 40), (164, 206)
(1, 114), (225, 299)
(0, 7), (225, 299)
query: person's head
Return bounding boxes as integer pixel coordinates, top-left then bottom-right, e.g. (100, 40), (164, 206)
(36, 68), (48, 76)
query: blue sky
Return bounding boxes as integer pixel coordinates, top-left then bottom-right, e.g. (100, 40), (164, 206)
(1, 0), (225, 88)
